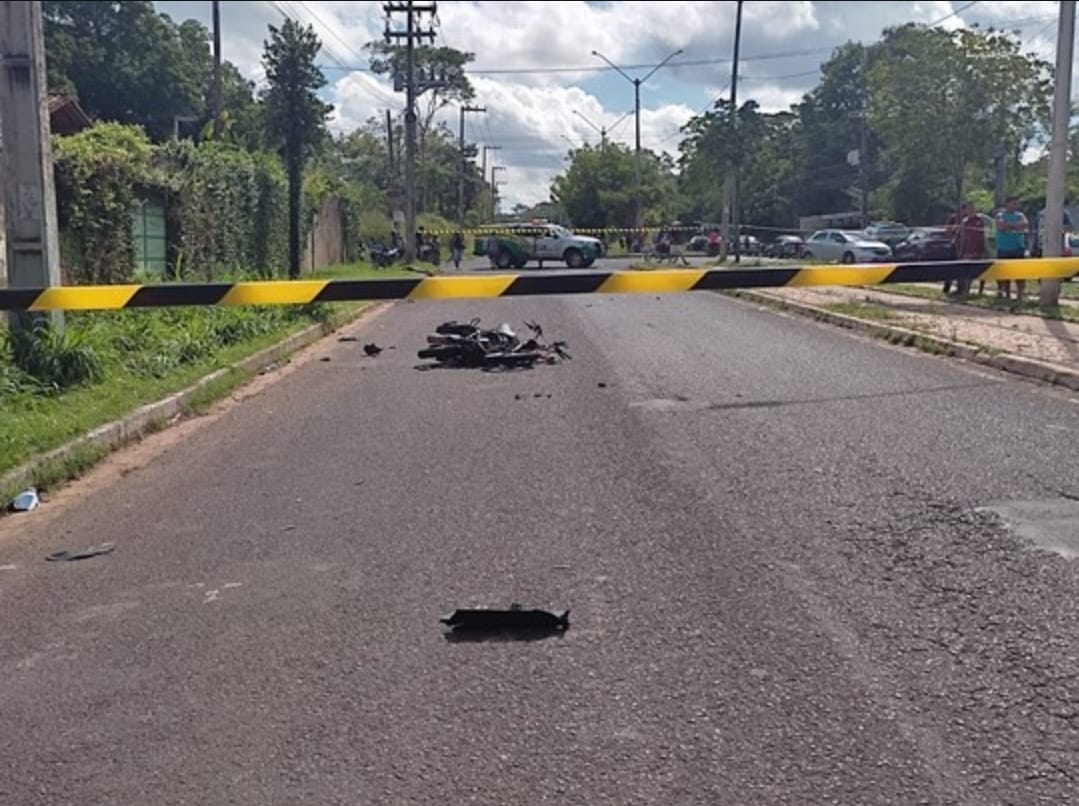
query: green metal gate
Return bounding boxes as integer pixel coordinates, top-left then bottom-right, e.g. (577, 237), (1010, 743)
(133, 196), (167, 276)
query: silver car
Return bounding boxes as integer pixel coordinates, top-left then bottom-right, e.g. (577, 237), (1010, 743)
(802, 229), (893, 263)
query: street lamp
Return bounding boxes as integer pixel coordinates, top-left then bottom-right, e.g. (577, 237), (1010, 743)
(591, 48), (683, 227)
(572, 109), (634, 151)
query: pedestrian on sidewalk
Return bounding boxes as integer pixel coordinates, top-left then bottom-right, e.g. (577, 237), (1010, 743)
(450, 230), (466, 270)
(995, 195), (1028, 301)
(950, 201), (986, 297)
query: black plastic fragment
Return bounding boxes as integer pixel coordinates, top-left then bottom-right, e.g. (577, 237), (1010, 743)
(364, 343), (383, 356)
(441, 605), (570, 633)
(46, 542), (115, 562)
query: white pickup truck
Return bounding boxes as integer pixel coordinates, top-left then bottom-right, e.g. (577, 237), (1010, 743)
(475, 223), (606, 269)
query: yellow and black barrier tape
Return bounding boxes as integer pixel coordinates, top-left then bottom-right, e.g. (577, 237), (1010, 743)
(2, 259), (1076, 312)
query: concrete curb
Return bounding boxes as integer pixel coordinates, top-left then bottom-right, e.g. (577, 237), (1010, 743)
(1, 303), (381, 498)
(732, 289), (1079, 393)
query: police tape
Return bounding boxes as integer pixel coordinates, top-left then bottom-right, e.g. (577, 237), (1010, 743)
(426, 225), (700, 236)
(2, 259), (1076, 312)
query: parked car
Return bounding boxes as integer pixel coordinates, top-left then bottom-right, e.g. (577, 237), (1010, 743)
(802, 229), (892, 263)
(473, 223), (604, 269)
(864, 221), (910, 246)
(766, 234), (805, 258)
(892, 227), (957, 262)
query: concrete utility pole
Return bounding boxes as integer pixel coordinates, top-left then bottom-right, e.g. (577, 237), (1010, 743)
(211, 0), (223, 137)
(384, 1), (439, 262)
(729, 0), (744, 263)
(457, 104), (485, 228)
(0, 0), (63, 332)
(481, 144), (500, 222)
(993, 142), (1006, 211)
(1042, 0), (1075, 311)
(591, 48), (682, 230)
(491, 165), (506, 219)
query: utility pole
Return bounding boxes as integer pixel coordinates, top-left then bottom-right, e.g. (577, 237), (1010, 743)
(481, 145), (500, 222)
(1042, 0), (1075, 311)
(0, 0), (62, 333)
(457, 105), (485, 228)
(993, 143), (1006, 211)
(572, 109), (632, 152)
(211, 0), (223, 137)
(384, 1), (439, 263)
(729, 0), (744, 263)
(592, 48), (682, 230)
(491, 165), (506, 219)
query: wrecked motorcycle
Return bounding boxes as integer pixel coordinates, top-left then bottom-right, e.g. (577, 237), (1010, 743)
(417, 319), (570, 369)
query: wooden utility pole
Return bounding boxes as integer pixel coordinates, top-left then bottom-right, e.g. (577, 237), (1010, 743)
(0, 0), (62, 333)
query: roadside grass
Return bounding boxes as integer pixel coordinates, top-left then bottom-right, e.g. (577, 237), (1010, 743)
(883, 282), (1079, 324)
(822, 301), (904, 322)
(0, 298), (362, 482)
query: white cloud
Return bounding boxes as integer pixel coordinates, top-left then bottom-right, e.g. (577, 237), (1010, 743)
(156, 0), (1073, 207)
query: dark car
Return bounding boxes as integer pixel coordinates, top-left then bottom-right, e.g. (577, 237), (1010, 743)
(766, 234), (804, 258)
(893, 227), (956, 262)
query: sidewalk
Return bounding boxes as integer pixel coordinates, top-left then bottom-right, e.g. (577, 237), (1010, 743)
(757, 285), (1079, 371)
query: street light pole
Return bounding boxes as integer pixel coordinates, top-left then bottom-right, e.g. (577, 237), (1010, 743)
(591, 49), (683, 229)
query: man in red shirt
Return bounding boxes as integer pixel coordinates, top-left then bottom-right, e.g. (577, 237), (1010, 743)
(950, 201), (986, 296)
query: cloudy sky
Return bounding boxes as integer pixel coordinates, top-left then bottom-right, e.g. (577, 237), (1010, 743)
(156, 1), (1065, 207)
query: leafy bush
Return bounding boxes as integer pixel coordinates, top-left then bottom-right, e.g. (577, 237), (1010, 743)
(53, 123), (154, 284)
(164, 140), (289, 279)
(9, 323), (104, 392)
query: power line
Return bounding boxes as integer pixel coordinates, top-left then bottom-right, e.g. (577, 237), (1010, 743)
(928, 0), (978, 28)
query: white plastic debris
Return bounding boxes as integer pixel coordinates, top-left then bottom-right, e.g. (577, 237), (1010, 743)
(11, 488), (40, 512)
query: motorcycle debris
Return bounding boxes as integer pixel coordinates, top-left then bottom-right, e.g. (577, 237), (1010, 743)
(597, 382), (608, 388)
(441, 605), (570, 633)
(338, 336), (358, 343)
(46, 542), (115, 562)
(364, 343), (383, 357)
(319, 357), (332, 362)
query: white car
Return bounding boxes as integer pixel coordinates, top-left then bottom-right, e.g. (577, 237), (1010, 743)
(496, 223), (606, 268)
(802, 229), (893, 263)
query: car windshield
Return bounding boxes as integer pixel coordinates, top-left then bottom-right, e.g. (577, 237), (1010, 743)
(551, 225), (572, 238)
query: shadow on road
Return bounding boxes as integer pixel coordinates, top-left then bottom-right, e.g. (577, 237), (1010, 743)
(443, 627), (568, 644)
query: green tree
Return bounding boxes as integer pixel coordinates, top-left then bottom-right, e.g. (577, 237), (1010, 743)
(678, 100), (797, 229)
(551, 143), (675, 230)
(261, 19), (332, 278)
(869, 24), (1050, 222)
(43, 1), (210, 140)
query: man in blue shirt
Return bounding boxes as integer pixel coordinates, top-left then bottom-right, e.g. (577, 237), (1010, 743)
(995, 195), (1028, 301)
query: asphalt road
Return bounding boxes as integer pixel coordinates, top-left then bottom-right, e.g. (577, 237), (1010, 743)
(451, 253), (717, 273)
(2, 292), (1079, 805)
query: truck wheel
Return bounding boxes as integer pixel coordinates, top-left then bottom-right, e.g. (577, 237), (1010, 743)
(581, 258), (595, 268)
(513, 258), (528, 269)
(564, 248), (585, 268)
(496, 250), (513, 270)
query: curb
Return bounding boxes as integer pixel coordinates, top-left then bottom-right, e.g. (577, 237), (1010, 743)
(731, 289), (1079, 393)
(1, 303), (382, 499)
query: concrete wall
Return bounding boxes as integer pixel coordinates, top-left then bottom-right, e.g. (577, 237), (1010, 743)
(302, 196), (344, 273)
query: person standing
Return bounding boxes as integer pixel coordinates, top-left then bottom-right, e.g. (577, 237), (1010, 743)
(995, 195), (1028, 301)
(450, 230), (466, 270)
(951, 201), (986, 297)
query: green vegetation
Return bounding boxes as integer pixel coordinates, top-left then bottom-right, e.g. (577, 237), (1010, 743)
(822, 301), (904, 322)
(0, 304), (348, 478)
(884, 283), (1079, 324)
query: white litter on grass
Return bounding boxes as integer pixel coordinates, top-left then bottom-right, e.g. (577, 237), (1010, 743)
(11, 488), (39, 512)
